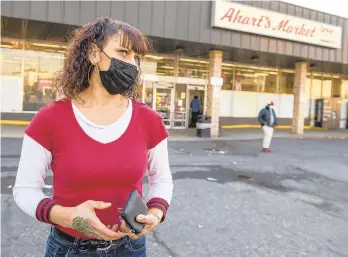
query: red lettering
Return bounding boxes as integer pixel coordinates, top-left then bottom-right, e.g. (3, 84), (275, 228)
(273, 20), (290, 31)
(321, 27), (333, 34)
(242, 17), (250, 25)
(251, 17), (258, 26)
(265, 17), (271, 28)
(257, 16), (265, 27)
(233, 10), (243, 23)
(298, 24), (307, 35)
(286, 26), (294, 33)
(219, 8), (316, 39)
(294, 25), (301, 34)
(220, 8), (235, 22)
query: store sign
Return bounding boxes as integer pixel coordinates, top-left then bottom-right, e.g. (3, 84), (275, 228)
(211, 1), (342, 49)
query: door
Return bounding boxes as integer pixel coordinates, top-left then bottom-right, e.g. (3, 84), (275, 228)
(142, 81), (154, 109)
(173, 84), (187, 129)
(187, 85), (206, 128)
(154, 84), (174, 128)
(314, 99), (324, 127)
(326, 98), (341, 130)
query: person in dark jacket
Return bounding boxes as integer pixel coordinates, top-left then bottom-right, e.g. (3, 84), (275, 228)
(258, 100), (278, 152)
(189, 96), (201, 127)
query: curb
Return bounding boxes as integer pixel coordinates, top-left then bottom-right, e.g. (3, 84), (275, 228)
(168, 135), (348, 142)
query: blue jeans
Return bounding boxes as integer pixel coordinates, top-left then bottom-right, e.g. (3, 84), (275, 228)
(44, 229), (146, 257)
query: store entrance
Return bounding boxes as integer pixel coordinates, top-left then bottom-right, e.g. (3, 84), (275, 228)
(154, 83), (174, 129)
(314, 98), (341, 130)
(187, 85), (205, 128)
(142, 79), (206, 129)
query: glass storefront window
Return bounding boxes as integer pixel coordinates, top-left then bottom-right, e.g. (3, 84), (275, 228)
(234, 66), (278, 93)
(305, 73), (312, 98)
(143, 81), (154, 108)
(25, 41), (67, 54)
(1, 48), (24, 112)
(341, 78), (348, 99)
(1, 38), (65, 112)
(322, 75), (332, 98)
(279, 71), (295, 94)
(173, 84), (187, 128)
(155, 86), (173, 127)
(142, 55), (175, 76)
(312, 73), (322, 99)
(234, 67), (256, 92)
(1, 38), (24, 50)
(222, 64), (234, 90)
(178, 58), (208, 79)
(1, 48), (22, 77)
(261, 70), (278, 93)
(332, 76), (341, 98)
(22, 50), (64, 111)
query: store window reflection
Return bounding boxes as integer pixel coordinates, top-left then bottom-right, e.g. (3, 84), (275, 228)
(173, 84), (187, 128)
(143, 81), (154, 108)
(142, 55), (175, 76)
(341, 78), (348, 99)
(322, 75), (332, 98)
(178, 59), (208, 79)
(234, 66), (277, 93)
(1, 48), (23, 112)
(1, 38), (66, 112)
(312, 73), (322, 99)
(222, 64), (234, 90)
(22, 50), (64, 111)
(305, 74), (312, 98)
(1, 48), (22, 77)
(279, 71), (294, 94)
(332, 76), (341, 98)
(261, 70), (277, 93)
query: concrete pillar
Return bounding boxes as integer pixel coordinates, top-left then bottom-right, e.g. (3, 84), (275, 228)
(207, 50), (223, 137)
(292, 61), (307, 135)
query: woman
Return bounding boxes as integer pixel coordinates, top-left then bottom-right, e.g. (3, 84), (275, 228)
(13, 17), (173, 257)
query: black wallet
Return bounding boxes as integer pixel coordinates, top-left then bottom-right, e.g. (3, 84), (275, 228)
(120, 190), (148, 234)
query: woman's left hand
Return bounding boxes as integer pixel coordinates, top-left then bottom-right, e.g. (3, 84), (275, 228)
(120, 209), (163, 240)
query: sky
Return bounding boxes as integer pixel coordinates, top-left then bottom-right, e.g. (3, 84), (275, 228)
(281, 0), (348, 19)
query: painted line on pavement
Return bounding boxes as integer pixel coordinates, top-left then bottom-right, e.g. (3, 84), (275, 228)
(1, 119), (326, 131)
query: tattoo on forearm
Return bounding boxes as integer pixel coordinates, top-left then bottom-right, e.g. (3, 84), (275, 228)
(72, 217), (96, 237)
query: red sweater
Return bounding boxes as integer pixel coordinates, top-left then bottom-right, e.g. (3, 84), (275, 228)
(26, 99), (169, 238)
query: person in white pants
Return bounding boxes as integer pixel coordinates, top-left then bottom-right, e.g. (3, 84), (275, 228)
(258, 101), (278, 152)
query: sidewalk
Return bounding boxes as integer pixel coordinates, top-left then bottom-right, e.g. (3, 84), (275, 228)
(168, 128), (348, 141)
(1, 125), (348, 141)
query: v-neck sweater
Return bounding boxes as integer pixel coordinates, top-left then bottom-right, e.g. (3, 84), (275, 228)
(13, 98), (173, 239)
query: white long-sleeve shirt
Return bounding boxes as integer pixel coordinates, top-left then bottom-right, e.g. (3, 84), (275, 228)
(13, 99), (173, 220)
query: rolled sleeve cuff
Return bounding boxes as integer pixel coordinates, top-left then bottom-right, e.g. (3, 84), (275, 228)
(35, 198), (57, 224)
(146, 197), (169, 222)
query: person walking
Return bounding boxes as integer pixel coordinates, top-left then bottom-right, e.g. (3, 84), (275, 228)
(258, 100), (278, 152)
(13, 17), (173, 257)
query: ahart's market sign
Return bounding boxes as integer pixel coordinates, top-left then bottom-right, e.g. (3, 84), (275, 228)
(212, 1), (342, 49)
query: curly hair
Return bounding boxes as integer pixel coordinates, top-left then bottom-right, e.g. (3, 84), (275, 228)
(54, 17), (151, 100)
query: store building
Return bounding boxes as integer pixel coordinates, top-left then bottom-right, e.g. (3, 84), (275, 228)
(1, 1), (348, 136)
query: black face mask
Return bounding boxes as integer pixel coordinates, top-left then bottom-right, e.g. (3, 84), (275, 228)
(97, 50), (139, 95)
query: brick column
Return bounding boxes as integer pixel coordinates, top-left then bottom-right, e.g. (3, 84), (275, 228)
(292, 61), (307, 135)
(207, 50), (223, 137)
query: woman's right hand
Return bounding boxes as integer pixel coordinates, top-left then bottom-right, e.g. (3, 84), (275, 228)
(50, 200), (126, 241)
